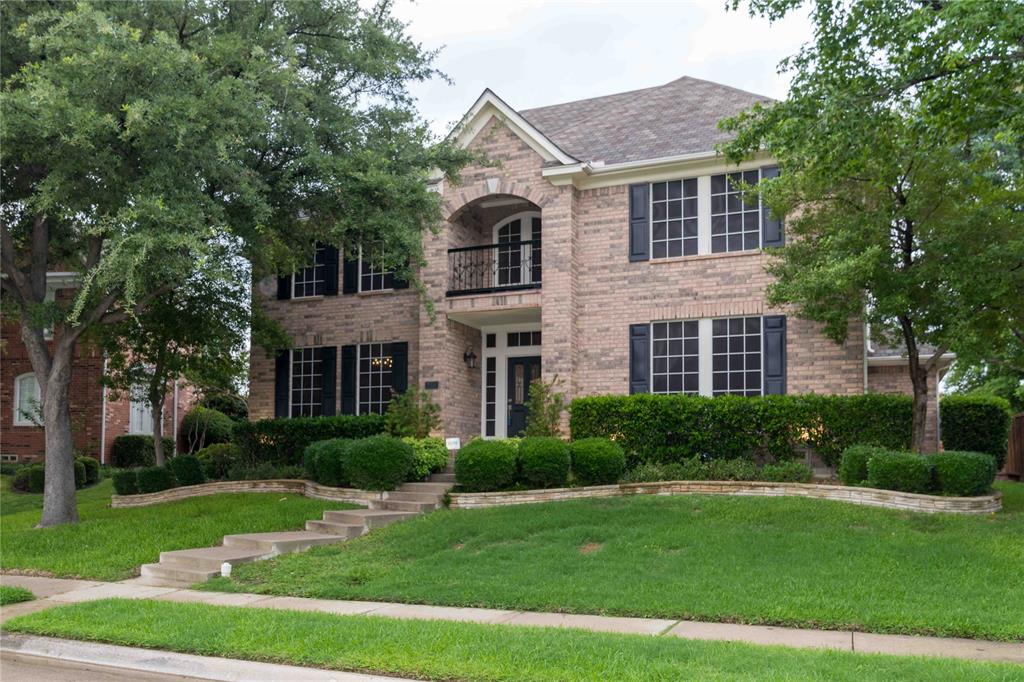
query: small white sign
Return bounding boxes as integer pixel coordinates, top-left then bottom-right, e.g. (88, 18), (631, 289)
(445, 437), (461, 451)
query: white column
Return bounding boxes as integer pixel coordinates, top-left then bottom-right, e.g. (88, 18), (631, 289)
(698, 318), (713, 396)
(697, 175), (711, 255)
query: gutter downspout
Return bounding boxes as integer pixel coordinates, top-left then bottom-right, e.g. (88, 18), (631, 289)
(99, 356), (108, 464)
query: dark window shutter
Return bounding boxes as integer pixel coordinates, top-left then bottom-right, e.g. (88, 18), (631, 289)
(763, 315), (787, 394)
(628, 183), (650, 262)
(323, 246), (340, 296)
(342, 258), (359, 294)
(320, 346), (337, 415)
(390, 342), (409, 394)
(274, 350), (290, 417)
(340, 345), (357, 414)
(628, 324), (650, 394)
(761, 166), (784, 248)
(277, 275), (292, 300)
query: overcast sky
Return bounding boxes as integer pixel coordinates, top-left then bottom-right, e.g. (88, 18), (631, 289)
(392, 0), (813, 135)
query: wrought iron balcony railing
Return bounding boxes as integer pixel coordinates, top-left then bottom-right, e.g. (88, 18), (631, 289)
(447, 240), (542, 296)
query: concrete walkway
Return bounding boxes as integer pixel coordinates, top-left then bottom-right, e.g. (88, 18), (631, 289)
(2, 575), (1022, 665)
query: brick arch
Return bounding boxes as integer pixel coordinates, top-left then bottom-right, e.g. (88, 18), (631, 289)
(444, 180), (554, 223)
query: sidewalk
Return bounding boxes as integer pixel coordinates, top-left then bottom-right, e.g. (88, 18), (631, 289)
(2, 575), (1022, 665)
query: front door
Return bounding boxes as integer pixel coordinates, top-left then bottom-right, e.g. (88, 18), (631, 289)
(507, 355), (541, 437)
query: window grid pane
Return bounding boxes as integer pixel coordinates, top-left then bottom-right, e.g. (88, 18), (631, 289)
(358, 343), (393, 415)
(293, 246), (327, 298)
(712, 316), (762, 397)
(484, 356), (496, 436)
(651, 320), (700, 395)
(290, 348), (323, 417)
(651, 179), (698, 259)
(360, 246), (395, 292)
(711, 170), (761, 253)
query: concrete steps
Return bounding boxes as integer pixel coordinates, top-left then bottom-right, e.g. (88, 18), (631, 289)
(378, 499), (440, 513)
(223, 531), (341, 553)
(322, 508), (418, 528)
(430, 472), (456, 483)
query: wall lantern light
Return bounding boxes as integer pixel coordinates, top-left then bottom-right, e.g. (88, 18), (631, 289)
(463, 349), (477, 369)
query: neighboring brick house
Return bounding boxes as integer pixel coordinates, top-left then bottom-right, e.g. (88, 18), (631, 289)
(251, 76), (952, 450)
(1, 273), (197, 463)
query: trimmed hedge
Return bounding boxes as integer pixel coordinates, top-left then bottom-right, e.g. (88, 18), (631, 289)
(519, 437), (570, 488)
(305, 439), (352, 487)
(109, 435), (175, 468)
(570, 438), (626, 486)
(168, 455), (205, 487)
(77, 456), (100, 485)
(866, 451), (934, 494)
(233, 414), (386, 467)
(760, 460), (814, 483)
(940, 394), (1011, 469)
(73, 459), (86, 489)
(227, 463), (305, 480)
(455, 440), (518, 492)
(136, 466), (177, 494)
(837, 445), (891, 486)
(181, 407), (235, 452)
(345, 436), (414, 491)
(931, 451), (997, 497)
(620, 458), (813, 484)
(570, 393), (913, 466)
(404, 437), (449, 481)
(195, 443), (242, 480)
(111, 469), (138, 495)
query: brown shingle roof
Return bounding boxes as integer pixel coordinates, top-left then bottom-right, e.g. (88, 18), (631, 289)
(519, 76), (770, 165)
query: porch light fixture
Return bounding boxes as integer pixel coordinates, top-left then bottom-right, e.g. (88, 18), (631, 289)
(463, 349), (477, 369)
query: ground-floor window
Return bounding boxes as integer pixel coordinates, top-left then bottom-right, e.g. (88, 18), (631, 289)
(484, 356), (496, 436)
(712, 316), (762, 396)
(13, 373), (41, 426)
(358, 343), (394, 414)
(652, 320), (699, 394)
(291, 347), (324, 417)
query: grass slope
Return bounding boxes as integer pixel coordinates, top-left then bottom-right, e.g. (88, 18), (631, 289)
(6, 599), (1019, 682)
(0, 585), (35, 605)
(206, 481), (1024, 641)
(1, 476), (358, 581)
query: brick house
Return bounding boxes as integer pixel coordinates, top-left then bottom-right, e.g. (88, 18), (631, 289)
(250, 77), (951, 450)
(1, 273), (197, 463)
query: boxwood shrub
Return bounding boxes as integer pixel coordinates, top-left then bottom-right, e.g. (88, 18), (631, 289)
(931, 451), (997, 497)
(455, 440), (518, 492)
(345, 435), (413, 491)
(195, 443), (242, 480)
(838, 445), (891, 486)
(168, 455), (205, 487)
(181, 406), (235, 452)
(77, 456), (100, 485)
(233, 414), (386, 466)
(404, 437), (449, 481)
(940, 394), (1011, 469)
(111, 469), (138, 495)
(305, 439), (353, 487)
(570, 438), (626, 486)
(518, 437), (570, 488)
(11, 464), (45, 493)
(109, 435), (174, 468)
(136, 466), (177, 494)
(866, 451), (934, 494)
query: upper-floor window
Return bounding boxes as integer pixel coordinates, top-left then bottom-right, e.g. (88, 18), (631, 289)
(359, 246), (395, 292)
(651, 179), (698, 258)
(293, 245), (327, 298)
(712, 316), (762, 396)
(13, 373), (41, 426)
(711, 170), (762, 254)
(358, 343), (393, 414)
(291, 347), (324, 417)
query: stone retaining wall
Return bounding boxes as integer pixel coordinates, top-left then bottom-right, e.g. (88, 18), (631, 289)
(449, 481), (1002, 515)
(110, 479), (383, 509)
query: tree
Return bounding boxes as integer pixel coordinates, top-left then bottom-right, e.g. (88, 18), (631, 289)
(721, 0), (1024, 451)
(523, 375), (566, 438)
(1, 0), (472, 526)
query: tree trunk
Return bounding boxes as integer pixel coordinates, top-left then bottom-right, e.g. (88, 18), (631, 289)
(908, 361), (931, 453)
(152, 395), (167, 466)
(31, 334), (79, 527)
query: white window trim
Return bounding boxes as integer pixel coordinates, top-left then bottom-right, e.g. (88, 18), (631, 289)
(479, 323), (542, 439)
(649, 316), (765, 397)
(292, 246), (326, 299)
(709, 168), (763, 255)
(357, 245), (395, 293)
(13, 372), (41, 426)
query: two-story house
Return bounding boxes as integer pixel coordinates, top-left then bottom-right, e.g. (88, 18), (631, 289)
(250, 76), (950, 449)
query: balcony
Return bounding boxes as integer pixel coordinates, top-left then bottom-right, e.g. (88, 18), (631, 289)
(447, 240), (542, 297)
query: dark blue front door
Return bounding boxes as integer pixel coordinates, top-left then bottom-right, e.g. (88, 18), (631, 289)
(507, 355), (541, 437)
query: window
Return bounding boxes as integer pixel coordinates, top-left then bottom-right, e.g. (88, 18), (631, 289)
(507, 331), (541, 347)
(651, 179), (698, 258)
(359, 246), (395, 292)
(358, 343), (393, 415)
(13, 373), (41, 426)
(293, 246), (327, 298)
(651, 321), (699, 394)
(484, 357), (496, 437)
(712, 317), (762, 396)
(485, 333), (496, 348)
(129, 394), (154, 434)
(711, 170), (761, 253)
(290, 347), (324, 417)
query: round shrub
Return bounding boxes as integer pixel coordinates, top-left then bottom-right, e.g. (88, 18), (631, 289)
(110, 435), (173, 468)
(198, 392), (248, 422)
(940, 394), (1011, 469)
(136, 466), (177, 494)
(931, 451), (997, 497)
(27, 464), (45, 493)
(195, 443), (242, 480)
(519, 437), (570, 488)
(455, 439), (518, 492)
(570, 438), (626, 486)
(181, 406), (235, 452)
(11, 465), (38, 493)
(111, 469), (139, 495)
(404, 437), (449, 481)
(73, 459), (86, 489)
(838, 445), (891, 486)
(345, 435), (413, 491)
(168, 455), (205, 487)
(866, 451), (934, 494)
(77, 456), (100, 485)
(308, 439), (353, 487)
(760, 460), (814, 483)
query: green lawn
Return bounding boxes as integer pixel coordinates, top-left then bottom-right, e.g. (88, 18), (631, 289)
(0, 585), (35, 605)
(205, 481), (1024, 642)
(0, 476), (359, 581)
(6, 599), (1019, 682)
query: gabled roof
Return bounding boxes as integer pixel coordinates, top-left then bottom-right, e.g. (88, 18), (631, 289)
(518, 76), (770, 165)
